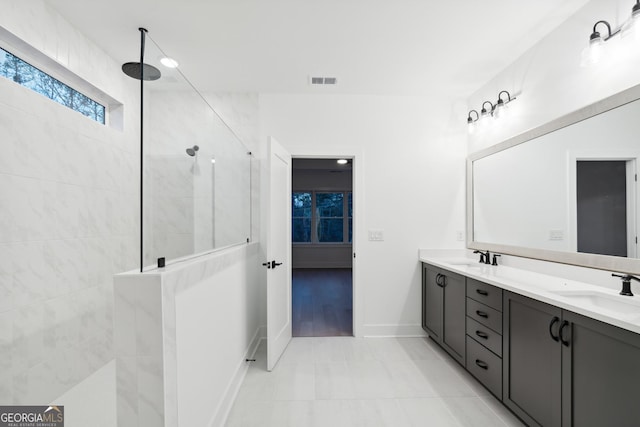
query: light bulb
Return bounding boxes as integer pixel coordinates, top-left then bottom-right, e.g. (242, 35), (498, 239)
(588, 36), (604, 65)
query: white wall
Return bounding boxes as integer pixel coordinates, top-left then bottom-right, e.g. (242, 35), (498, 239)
(114, 243), (262, 427)
(0, 0), (138, 405)
(468, 0), (640, 153)
(260, 94), (467, 336)
(467, 0), (640, 293)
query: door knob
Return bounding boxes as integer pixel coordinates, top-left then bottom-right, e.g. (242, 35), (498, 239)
(262, 262), (271, 269)
(271, 260), (283, 269)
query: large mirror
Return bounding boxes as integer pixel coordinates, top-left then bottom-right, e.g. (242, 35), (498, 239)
(468, 84), (640, 274)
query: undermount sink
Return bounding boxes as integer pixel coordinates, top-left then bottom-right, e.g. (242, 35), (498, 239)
(549, 290), (640, 318)
(441, 258), (483, 267)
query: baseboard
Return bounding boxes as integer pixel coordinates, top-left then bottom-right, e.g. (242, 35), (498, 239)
(211, 326), (264, 427)
(362, 323), (428, 338)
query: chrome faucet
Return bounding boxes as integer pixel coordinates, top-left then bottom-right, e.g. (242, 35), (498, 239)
(612, 273), (640, 296)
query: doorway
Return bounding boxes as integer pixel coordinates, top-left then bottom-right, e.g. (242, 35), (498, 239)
(576, 159), (637, 257)
(291, 158), (353, 336)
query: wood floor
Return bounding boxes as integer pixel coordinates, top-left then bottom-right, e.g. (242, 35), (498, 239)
(292, 268), (353, 337)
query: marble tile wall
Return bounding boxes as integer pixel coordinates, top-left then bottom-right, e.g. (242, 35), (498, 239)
(0, 0), (138, 406)
(143, 89), (255, 267)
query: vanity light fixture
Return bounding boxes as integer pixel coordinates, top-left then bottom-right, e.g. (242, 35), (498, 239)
(494, 91), (514, 119)
(467, 91), (517, 131)
(586, 1), (640, 64)
(467, 110), (479, 133)
(480, 101), (494, 119)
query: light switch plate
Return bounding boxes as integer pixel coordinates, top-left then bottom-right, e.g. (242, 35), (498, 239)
(368, 229), (384, 241)
(549, 230), (564, 241)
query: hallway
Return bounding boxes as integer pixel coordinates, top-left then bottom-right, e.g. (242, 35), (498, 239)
(226, 337), (524, 426)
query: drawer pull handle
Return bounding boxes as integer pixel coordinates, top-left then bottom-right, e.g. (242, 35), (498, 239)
(476, 310), (489, 318)
(475, 330), (489, 339)
(476, 289), (489, 296)
(475, 359), (489, 370)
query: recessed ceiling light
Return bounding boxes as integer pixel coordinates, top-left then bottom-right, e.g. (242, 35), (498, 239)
(160, 57), (179, 68)
(337, 159), (348, 165)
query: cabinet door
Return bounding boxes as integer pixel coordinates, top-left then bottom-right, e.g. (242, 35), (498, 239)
(422, 265), (442, 340)
(562, 310), (640, 427)
(503, 291), (562, 427)
(442, 271), (466, 365)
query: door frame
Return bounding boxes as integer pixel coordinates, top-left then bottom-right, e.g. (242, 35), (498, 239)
(567, 150), (639, 257)
(289, 146), (363, 337)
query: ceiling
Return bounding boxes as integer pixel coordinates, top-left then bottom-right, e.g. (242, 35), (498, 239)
(46, 0), (589, 97)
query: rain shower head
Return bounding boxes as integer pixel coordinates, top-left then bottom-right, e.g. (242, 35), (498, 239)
(122, 62), (161, 81)
(121, 28), (161, 81)
(186, 145), (200, 157)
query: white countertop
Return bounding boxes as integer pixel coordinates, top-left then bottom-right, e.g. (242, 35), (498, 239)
(419, 251), (640, 335)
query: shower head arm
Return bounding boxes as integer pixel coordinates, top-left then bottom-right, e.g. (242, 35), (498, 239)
(139, 28), (148, 80)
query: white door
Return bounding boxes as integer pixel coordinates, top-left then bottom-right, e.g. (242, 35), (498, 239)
(266, 137), (292, 371)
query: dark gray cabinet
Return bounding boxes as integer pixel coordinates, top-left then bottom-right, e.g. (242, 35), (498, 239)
(504, 291), (640, 427)
(503, 291), (562, 427)
(562, 310), (640, 427)
(466, 279), (503, 399)
(422, 263), (466, 365)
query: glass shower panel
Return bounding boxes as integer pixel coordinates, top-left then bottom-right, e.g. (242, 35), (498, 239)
(141, 37), (251, 269)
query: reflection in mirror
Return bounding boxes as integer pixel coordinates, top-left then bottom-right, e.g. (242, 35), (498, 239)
(472, 90), (640, 263)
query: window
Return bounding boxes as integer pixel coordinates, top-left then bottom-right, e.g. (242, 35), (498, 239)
(292, 192), (312, 242)
(317, 192), (344, 242)
(0, 47), (105, 124)
(292, 191), (352, 244)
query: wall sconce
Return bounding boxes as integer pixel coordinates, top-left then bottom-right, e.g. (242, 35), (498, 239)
(586, 1), (640, 64)
(467, 110), (479, 133)
(494, 91), (512, 118)
(467, 91), (516, 132)
(480, 101), (494, 119)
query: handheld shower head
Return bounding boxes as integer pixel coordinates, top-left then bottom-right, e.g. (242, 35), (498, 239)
(186, 145), (200, 157)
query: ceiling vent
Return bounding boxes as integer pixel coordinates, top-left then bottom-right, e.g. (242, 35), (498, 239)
(310, 76), (338, 86)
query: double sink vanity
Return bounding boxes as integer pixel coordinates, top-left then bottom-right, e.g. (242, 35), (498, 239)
(447, 80), (640, 426)
(420, 252), (640, 427)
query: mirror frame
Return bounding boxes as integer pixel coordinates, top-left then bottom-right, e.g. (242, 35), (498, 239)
(467, 83), (640, 275)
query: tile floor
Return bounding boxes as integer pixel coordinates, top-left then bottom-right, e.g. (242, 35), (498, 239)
(225, 337), (525, 427)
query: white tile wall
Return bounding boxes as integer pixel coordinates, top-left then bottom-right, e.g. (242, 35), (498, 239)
(0, 0), (138, 406)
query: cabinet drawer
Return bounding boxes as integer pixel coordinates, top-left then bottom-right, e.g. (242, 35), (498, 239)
(467, 298), (502, 333)
(466, 336), (502, 399)
(467, 279), (502, 311)
(466, 316), (502, 357)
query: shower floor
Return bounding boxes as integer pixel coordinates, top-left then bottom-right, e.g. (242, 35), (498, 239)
(52, 360), (116, 427)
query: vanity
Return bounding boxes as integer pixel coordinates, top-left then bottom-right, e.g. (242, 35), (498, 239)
(424, 83), (640, 426)
(420, 255), (640, 427)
